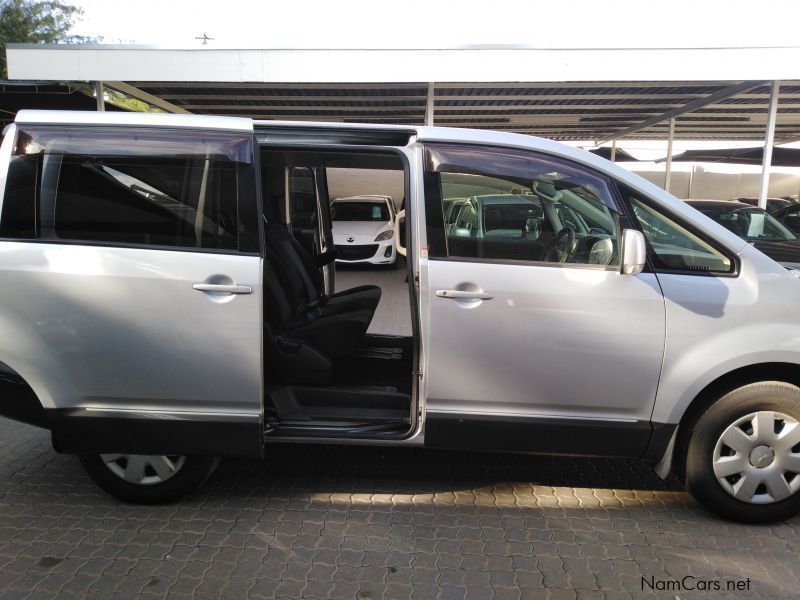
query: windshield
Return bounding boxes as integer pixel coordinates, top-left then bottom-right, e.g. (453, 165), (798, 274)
(694, 204), (797, 242)
(331, 201), (389, 222)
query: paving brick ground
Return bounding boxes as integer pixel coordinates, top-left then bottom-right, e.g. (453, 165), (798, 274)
(1, 417), (800, 599)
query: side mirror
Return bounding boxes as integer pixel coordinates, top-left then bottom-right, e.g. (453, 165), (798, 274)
(620, 229), (646, 275)
(395, 209), (406, 257)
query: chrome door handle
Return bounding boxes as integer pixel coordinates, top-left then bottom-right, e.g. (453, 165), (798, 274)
(435, 289), (494, 300)
(193, 283), (253, 294)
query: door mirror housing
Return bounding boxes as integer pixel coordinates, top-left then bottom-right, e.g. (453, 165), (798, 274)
(395, 209), (407, 257)
(620, 228), (647, 275)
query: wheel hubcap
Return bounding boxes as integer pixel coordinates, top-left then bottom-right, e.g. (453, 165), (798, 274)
(100, 454), (186, 486)
(713, 411), (800, 504)
(749, 445), (775, 468)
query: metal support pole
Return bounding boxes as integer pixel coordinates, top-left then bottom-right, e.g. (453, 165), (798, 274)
(758, 80), (780, 210)
(610, 140), (616, 162)
(425, 82), (434, 126)
(95, 81), (105, 111)
(664, 117), (675, 193)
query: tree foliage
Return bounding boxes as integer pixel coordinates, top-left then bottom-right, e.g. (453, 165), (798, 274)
(0, 0), (91, 78)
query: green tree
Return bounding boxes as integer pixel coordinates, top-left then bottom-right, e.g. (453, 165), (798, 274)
(0, 0), (91, 78)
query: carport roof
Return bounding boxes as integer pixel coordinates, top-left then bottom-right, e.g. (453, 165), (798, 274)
(6, 45), (800, 142)
(125, 80), (800, 142)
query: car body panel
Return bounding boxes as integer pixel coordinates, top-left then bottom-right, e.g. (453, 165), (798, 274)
(423, 258), (666, 423)
(651, 243), (800, 424)
(0, 242), (263, 417)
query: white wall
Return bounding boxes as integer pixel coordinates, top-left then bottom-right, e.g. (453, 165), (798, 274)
(627, 165), (800, 200)
(327, 168), (405, 208)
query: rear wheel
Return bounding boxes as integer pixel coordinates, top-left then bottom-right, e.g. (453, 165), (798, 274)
(79, 453), (219, 504)
(685, 381), (800, 523)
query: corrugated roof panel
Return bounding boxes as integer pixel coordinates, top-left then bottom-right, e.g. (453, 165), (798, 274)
(116, 80), (800, 140)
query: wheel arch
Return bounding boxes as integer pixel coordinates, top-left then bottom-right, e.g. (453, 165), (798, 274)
(0, 360), (49, 428)
(669, 361), (800, 481)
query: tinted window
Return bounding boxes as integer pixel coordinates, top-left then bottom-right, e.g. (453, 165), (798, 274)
(426, 145), (621, 267)
(778, 206), (800, 236)
(691, 203), (796, 242)
(288, 167), (318, 228)
(331, 201), (389, 222)
(626, 193), (733, 274)
(0, 155), (37, 239)
(6, 126), (255, 252)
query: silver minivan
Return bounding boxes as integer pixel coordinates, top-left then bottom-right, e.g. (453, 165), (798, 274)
(1, 110), (800, 523)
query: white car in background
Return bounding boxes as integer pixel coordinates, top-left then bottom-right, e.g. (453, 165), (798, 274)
(331, 195), (397, 267)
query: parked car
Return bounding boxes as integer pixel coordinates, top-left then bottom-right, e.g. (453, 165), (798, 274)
(330, 195), (397, 267)
(735, 196), (795, 213)
(770, 202), (800, 238)
(2, 110), (800, 523)
(685, 200), (800, 267)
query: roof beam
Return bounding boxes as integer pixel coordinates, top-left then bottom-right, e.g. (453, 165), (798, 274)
(596, 80), (767, 143)
(105, 81), (192, 114)
(157, 93), (732, 101)
(187, 103), (695, 112)
(161, 93), (800, 103)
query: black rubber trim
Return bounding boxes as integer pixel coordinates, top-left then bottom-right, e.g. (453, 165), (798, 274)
(0, 370), (48, 428)
(642, 421), (678, 462)
(255, 127), (413, 147)
(48, 409), (264, 458)
(425, 412), (664, 459)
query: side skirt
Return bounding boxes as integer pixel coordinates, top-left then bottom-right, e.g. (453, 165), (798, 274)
(49, 408), (265, 458)
(425, 412), (676, 459)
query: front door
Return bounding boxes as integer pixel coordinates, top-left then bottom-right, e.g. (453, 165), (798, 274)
(0, 121), (263, 455)
(421, 143), (666, 457)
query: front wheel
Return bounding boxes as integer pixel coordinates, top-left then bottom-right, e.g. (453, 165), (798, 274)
(685, 381), (800, 523)
(79, 453), (219, 504)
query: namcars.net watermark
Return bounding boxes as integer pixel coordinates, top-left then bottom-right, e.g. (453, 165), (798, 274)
(642, 576), (752, 593)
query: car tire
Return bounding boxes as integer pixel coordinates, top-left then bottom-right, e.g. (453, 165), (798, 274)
(79, 454), (219, 504)
(685, 381), (800, 523)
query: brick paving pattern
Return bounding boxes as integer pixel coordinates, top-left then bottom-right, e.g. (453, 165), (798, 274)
(1, 416), (799, 599)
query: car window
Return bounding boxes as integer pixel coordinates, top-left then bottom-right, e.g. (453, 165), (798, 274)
(626, 194), (733, 274)
(426, 145), (621, 267)
(4, 125), (255, 252)
(331, 201), (389, 222)
(691, 204), (796, 242)
(778, 206), (800, 236)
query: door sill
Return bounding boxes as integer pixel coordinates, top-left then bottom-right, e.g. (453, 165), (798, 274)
(268, 419), (410, 440)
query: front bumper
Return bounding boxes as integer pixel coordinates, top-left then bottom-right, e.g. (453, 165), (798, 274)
(335, 241), (396, 265)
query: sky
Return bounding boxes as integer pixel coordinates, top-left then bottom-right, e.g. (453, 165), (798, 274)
(68, 0), (800, 49)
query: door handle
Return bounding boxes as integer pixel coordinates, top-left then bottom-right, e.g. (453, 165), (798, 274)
(435, 289), (494, 300)
(193, 283), (253, 294)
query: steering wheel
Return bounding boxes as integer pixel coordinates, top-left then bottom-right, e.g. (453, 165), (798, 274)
(544, 227), (575, 263)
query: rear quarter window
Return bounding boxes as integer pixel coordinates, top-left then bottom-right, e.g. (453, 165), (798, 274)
(2, 125), (258, 253)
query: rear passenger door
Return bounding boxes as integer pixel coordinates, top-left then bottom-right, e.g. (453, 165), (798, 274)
(421, 143), (666, 457)
(0, 120), (263, 453)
